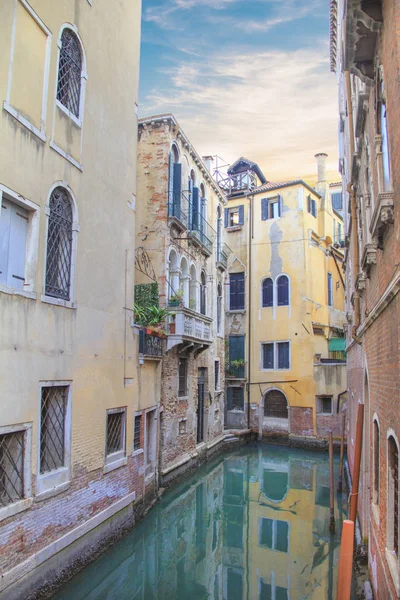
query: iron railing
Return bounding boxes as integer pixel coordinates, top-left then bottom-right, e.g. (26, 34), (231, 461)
(139, 329), (163, 358)
(217, 171), (257, 196)
(226, 361), (246, 379)
(168, 192), (214, 254)
(333, 233), (345, 248)
(216, 243), (229, 269)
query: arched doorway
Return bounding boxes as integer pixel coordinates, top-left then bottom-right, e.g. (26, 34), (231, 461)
(263, 389), (289, 432)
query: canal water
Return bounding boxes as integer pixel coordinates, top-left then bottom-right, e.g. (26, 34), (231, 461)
(52, 445), (348, 600)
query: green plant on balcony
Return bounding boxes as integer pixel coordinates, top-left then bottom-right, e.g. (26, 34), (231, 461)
(230, 359), (245, 369)
(168, 289), (184, 307)
(133, 303), (168, 336)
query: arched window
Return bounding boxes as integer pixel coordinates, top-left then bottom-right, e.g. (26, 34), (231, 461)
(57, 29), (83, 118)
(189, 264), (197, 311)
(373, 420), (380, 505)
(262, 278), (273, 307)
(217, 205), (222, 261)
(200, 271), (206, 315)
(45, 188), (73, 300)
(264, 390), (288, 419)
(387, 435), (399, 557)
(179, 257), (189, 307)
(277, 275), (289, 306)
(377, 76), (391, 191)
(217, 283), (222, 334)
(168, 144), (181, 218)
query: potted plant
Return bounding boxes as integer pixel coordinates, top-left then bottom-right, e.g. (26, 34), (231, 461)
(169, 289), (184, 307)
(168, 313), (176, 334)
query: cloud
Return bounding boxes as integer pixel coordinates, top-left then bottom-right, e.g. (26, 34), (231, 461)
(144, 0), (240, 28)
(140, 44), (340, 181)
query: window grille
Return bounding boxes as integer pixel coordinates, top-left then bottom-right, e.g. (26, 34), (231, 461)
(40, 386), (68, 474)
(0, 431), (24, 507)
(45, 188), (73, 300)
(264, 390), (288, 418)
(317, 396), (333, 414)
(133, 415), (142, 451)
(227, 387), (244, 411)
(57, 29), (82, 117)
(106, 410), (125, 456)
(178, 359), (188, 397)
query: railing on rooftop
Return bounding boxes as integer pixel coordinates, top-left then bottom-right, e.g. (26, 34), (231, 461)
(217, 171), (258, 197)
(168, 192), (214, 254)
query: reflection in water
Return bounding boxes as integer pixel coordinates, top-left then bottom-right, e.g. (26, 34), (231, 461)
(53, 446), (347, 600)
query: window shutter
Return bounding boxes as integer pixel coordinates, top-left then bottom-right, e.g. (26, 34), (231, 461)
(278, 342), (290, 369)
(230, 273), (245, 310)
(192, 187), (199, 230)
(307, 195), (311, 213)
(277, 275), (289, 306)
(278, 195), (282, 217)
(0, 198), (12, 285)
(238, 272), (245, 309)
(261, 198), (269, 221)
(173, 163), (182, 216)
(224, 208), (229, 228)
(238, 205), (244, 225)
(168, 153), (174, 211)
(8, 203), (28, 289)
(312, 199), (317, 218)
(262, 278), (273, 307)
(227, 387), (233, 411)
(229, 335), (245, 361)
(263, 344), (274, 369)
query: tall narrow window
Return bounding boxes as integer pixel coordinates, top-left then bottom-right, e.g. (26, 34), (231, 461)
(178, 358), (188, 397)
(373, 420), (380, 505)
(262, 278), (273, 307)
(200, 271), (206, 315)
(168, 145), (181, 219)
(277, 275), (289, 306)
(214, 360), (220, 391)
(45, 188), (73, 300)
(133, 414), (142, 451)
(217, 283), (222, 334)
(388, 436), (399, 558)
(378, 78), (391, 191)
(106, 408), (126, 466)
(0, 197), (28, 290)
(57, 29), (82, 118)
(327, 273), (333, 307)
(40, 386), (68, 474)
(230, 272), (245, 310)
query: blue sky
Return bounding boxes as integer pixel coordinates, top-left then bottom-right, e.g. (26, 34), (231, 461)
(139, 0), (339, 182)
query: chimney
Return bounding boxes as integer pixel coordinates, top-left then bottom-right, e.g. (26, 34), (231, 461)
(202, 155), (213, 173)
(315, 153), (328, 183)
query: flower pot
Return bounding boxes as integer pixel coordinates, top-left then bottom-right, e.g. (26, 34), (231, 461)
(168, 300), (181, 307)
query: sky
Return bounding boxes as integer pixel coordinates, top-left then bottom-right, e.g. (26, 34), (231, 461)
(139, 0), (340, 183)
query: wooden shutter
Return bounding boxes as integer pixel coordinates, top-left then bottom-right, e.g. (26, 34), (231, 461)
(278, 194), (282, 217)
(307, 195), (311, 214)
(227, 387), (233, 411)
(192, 187), (199, 230)
(224, 208), (229, 228)
(261, 198), (269, 221)
(0, 198), (11, 285)
(229, 335), (245, 361)
(231, 272), (245, 309)
(277, 275), (289, 306)
(168, 152), (174, 211)
(8, 203), (28, 289)
(312, 199), (317, 218)
(238, 205), (244, 225)
(278, 342), (290, 369)
(262, 278), (273, 307)
(173, 163), (182, 216)
(263, 343), (274, 369)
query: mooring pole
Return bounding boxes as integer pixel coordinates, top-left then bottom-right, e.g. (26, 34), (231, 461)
(336, 520), (355, 600)
(349, 403), (364, 523)
(338, 412), (345, 492)
(329, 431), (336, 533)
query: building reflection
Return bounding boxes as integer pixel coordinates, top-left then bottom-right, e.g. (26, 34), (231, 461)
(55, 448), (345, 600)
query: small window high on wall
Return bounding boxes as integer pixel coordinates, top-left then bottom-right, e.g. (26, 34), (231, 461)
(57, 29), (83, 118)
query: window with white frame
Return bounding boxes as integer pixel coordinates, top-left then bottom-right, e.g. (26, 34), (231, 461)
(105, 408), (126, 465)
(133, 414), (142, 452)
(57, 29), (83, 118)
(261, 275), (289, 308)
(0, 425), (32, 511)
(307, 195), (318, 218)
(262, 342), (290, 370)
(261, 196), (281, 220)
(214, 360), (220, 391)
(0, 186), (39, 295)
(258, 518), (289, 553)
(45, 187), (73, 300)
(316, 396), (333, 415)
(227, 387), (244, 411)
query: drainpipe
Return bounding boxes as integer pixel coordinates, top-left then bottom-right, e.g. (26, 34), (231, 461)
(247, 192), (253, 430)
(345, 71), (361, 345)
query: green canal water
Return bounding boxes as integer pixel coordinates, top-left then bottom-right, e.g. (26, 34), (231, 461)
(52, 445), (348, 600)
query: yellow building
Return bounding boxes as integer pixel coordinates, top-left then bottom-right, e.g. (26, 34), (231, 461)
(0, 2), (146, 598)
(220, 155), (347, 440)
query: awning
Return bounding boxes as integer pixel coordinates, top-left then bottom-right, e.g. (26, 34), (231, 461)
(329, 337), (346, 352)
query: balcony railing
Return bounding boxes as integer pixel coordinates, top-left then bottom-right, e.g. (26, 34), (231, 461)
(168, 192), (214, 254)
(166, 306), (212, 351)
(333, 234), (345, 249)
(226, 361), (246, 379)
(217, 171), (257, 197)
(139, 329), (163, 358)
(216, 243), (229, 269)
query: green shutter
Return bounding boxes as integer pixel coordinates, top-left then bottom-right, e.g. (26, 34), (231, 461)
(328, 338), (346, 352)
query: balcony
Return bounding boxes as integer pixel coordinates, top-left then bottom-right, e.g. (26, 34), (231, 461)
(370, 190), (394, 245)
(138, 329), (164, 360)
(344, 0), (382, 82)
(226, 361), (246, 380)
(333, 234), (345, 249)
(166, 307), (212, 352)
(216, 243), (230, 270)
(168, 192), (214, 256)
(217, 171), (257, 197)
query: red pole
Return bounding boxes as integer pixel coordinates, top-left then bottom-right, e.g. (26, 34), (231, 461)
(337, 520), (355, 600)
(338, 412), (345, 492)
(349, 404), (364, 523)
(329, 431), (336, 533)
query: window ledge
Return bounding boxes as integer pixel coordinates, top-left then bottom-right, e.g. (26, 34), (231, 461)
(178, 395), (189, 401)
(385, 548), (400, 596)
(41, 295), (77, 309)
(50, 141), (83, 172)
(226, 225), (243, 232)
(103, 456), (127, 474)
(0, 498), (33, 523)
(132, 448), (144, 457)
(227, 309), (246, 314)
(55, 100), (82, 128)
(228, 409), (245, 413)
(0, 284), (36, 300)
(3, 101), (46, 142)
(35, 480), (70, 502)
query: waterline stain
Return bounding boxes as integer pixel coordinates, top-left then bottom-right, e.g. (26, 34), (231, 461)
(52, 445), (349, 600)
